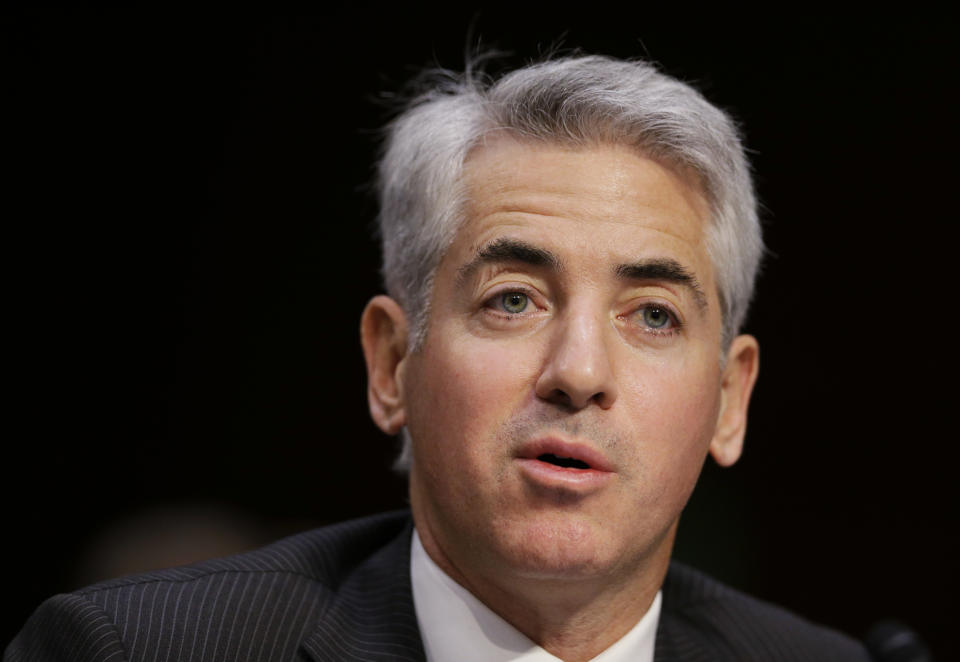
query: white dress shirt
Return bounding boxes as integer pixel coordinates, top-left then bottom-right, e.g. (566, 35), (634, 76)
(411, 530), (661, 662)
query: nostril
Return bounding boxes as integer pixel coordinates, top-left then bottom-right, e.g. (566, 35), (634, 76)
(540, 387), (609, 412)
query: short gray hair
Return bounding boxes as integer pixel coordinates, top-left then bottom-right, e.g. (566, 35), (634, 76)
(375, 55), (763, 468)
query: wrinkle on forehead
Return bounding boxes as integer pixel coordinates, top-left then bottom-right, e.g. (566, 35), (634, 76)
(465, 138), (709, 253)
(463, 136), (711, 237)
(469, 212), (705, 252)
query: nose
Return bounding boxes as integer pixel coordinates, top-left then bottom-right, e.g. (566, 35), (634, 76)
(535, 309), (618, 411)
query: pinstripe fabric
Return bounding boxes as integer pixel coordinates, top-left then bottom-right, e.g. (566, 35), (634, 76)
(653, 563), (871, 662)
(5, 511), (422, 662)
(6, 511), (869, 661)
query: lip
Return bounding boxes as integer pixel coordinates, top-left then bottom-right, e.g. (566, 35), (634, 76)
(515, 436), (615, 492)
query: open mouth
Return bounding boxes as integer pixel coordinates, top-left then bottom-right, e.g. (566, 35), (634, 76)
(537, 453), (591, 470)
(517, 440), (614, 489)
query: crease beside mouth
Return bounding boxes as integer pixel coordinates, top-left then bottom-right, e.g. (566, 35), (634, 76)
(537, 453), (591, 470)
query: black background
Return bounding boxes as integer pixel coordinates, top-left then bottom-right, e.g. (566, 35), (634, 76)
(5, 7), (956, 658)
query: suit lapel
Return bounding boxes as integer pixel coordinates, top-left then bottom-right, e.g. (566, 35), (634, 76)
(300, 521), (426, 662)
(653, 562), (738, 662)
(654, 614), (724, 662)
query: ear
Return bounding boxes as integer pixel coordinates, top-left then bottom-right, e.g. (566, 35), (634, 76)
(360, 295), (409, 435)
(709, 334), (760, 467)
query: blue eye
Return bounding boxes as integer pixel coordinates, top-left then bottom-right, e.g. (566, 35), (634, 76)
(501, 292), (529, 313)
(641, 305), (672, 329)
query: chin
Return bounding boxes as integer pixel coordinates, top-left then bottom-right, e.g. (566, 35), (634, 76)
(491, 512), (621, 579)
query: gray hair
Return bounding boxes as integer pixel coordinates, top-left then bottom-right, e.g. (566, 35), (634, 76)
(375, 55), (763, 469)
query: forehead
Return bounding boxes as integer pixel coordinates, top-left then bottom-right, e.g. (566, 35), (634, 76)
(464, 138), (709, 226)
(454, 138), (714, 289)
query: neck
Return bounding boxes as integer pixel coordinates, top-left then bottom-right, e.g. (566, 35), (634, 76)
(415, 518), (673, 662)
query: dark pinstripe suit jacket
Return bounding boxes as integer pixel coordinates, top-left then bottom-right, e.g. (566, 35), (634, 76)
(6, 511), (871, 661)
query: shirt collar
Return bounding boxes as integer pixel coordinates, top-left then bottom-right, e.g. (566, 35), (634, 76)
(410, 529), (661, 662)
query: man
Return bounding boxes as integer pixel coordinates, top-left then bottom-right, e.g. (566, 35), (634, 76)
(6, 55), (870, 661)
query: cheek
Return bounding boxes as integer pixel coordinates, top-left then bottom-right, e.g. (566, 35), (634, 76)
(634, 350), (721, 434)
(406, 333), (541, 470)
(621, 354), (722, 491)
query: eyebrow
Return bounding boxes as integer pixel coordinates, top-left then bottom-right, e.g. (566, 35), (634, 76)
(456, 237), (708, 311)
(616, 259), (708, 310)
(456, 238), (561, 285)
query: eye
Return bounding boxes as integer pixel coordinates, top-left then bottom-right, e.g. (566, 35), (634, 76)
(641, 305), (672, 329)
(500, 292), (529, 314)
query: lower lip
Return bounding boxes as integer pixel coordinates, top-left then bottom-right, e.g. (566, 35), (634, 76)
(516, 458), (614, 492)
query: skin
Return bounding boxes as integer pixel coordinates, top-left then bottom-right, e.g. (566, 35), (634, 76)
(361, 138), (759, 661)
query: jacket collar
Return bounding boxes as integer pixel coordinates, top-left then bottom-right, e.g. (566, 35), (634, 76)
(300, 518), (427, 661)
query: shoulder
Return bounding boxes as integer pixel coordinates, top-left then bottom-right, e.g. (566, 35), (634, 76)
(657, 561), (871, 662)
(5, 511), (413, 662)
(74, 509), (412, 594)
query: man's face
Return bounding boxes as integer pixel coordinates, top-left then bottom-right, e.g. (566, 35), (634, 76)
(394, 139), (747, 588)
